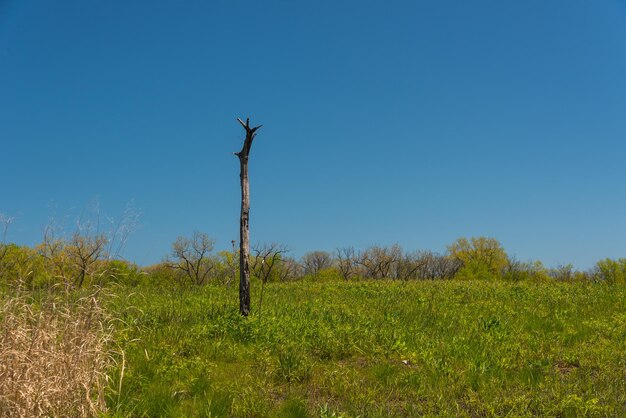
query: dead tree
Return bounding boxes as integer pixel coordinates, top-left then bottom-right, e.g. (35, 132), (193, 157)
(234, 117), (262, 316)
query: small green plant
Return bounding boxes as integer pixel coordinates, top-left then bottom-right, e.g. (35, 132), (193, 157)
(275, 345), (314, 383)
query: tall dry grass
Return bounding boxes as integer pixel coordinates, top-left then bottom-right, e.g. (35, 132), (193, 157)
(0, 289), (114, 417)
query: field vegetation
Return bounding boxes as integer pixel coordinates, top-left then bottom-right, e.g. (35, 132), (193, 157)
(1, 219), (625, 416)
(105, 280), (626, 417)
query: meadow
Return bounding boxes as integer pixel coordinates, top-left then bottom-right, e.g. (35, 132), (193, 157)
(101, 279), (626, 417)
(1, 234), (625, 416)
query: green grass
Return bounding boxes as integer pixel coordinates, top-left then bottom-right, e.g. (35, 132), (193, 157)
(104, 280), (626, 417)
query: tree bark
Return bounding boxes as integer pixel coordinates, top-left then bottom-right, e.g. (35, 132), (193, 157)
(235, 118), (261, 316)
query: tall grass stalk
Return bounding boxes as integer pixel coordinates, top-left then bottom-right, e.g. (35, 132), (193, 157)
(0, 288), (114, 417)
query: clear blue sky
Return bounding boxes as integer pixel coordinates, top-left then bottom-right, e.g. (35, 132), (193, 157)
(1, 0), (625, 269)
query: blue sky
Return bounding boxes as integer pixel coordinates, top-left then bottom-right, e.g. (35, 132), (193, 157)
(1, 0), (625, 268)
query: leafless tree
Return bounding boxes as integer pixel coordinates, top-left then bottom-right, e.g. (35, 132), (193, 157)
(301, 251), (333, 277)
(276, 257), (303, 282)
(37, 203), (109, 288)
(549, 264), (576, 281)
(336, 247), (357, 280)
(35, 201), (140, 288)
(65, 202), (110, 288)
(416, 251), (462, 280)
(68, 232), (108, 288)
(251, 242), (288, 315)
(356, 245), (402, 279)
(168, 231), (216, 285)
(392, 250), (425, 280)
(234, 117), (262, 316)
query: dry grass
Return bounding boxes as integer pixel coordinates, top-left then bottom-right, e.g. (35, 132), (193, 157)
(0, 289), (114, 417)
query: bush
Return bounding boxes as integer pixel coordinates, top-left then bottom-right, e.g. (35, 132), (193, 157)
(455, 261), (500, 281)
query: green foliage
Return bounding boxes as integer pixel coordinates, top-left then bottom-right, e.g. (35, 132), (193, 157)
(0, 243), (148, 290)
(0, 244), (56, 289)
(448, 237), (508, 280)
(214, 250), (238, 285)
(593, 258), (626, 284)
(97, 259), (145, 287)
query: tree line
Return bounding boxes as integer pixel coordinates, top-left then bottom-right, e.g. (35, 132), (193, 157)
(4, 229), (625, 290)
(1, 209), (625, 290)
(158, 233), (626, 285)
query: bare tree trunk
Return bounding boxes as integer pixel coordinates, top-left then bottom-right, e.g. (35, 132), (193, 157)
(235, 118), (261, 316)
(238, 156), (251, 315)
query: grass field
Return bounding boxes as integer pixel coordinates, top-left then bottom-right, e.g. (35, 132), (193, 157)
(103, 280), (626, 417)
